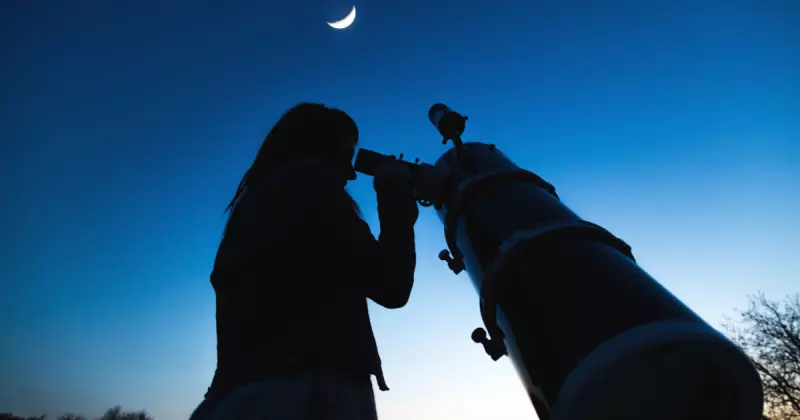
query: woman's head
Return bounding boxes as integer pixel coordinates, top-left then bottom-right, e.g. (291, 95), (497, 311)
(225, 102), (359, 214)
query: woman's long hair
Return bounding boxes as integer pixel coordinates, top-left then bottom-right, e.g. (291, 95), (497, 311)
(223, 103), (359, 235)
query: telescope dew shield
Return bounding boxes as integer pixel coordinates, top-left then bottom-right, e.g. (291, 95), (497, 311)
(429, 103), (467, 144)
(433, 142), (763, 420)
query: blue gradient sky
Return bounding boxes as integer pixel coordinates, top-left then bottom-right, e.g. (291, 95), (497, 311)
(1, 1), (797, 419)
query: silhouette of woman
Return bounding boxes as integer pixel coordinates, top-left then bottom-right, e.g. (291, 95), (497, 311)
(189, 103), (418, 420)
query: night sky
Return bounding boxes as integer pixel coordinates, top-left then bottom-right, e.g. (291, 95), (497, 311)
(1, 1), (797, 419)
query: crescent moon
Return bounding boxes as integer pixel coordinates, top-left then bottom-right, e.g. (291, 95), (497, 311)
(327, 5), (356, 29)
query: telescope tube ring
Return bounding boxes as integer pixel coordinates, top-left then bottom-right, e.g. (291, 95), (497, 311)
(442, 169), (559, 273)
(475, 220), (635, 361)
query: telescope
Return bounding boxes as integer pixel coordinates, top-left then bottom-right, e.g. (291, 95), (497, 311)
(354, 104), (764, 420)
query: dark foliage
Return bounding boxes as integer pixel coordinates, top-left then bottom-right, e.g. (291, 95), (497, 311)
(1, 406), (153, 420)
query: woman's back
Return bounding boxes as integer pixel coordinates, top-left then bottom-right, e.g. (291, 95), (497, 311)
(208, 160), (384, 400)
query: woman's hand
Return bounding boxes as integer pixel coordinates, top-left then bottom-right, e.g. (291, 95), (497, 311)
(373, 160), (413, 189)
(373, 160), (419, 225)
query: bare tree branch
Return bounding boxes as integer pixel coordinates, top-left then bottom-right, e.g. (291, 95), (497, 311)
(725, 293), (800, 420)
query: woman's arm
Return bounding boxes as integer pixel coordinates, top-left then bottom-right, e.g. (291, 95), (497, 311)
(293, 160), (418, 308)
(365, 164), (418, 308)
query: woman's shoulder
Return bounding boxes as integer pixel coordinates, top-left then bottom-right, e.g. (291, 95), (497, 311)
(212, 161), (333, 283)
(238, 159), (346, 220)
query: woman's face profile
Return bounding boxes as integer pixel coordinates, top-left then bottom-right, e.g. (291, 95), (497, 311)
(340, 138), (358, 184)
